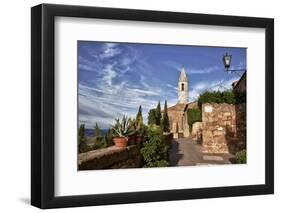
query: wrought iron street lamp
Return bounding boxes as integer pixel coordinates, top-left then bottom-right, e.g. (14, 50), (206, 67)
(223, 52), (246, 72)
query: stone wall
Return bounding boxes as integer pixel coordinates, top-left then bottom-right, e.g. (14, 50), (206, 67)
(191, 121), (202, 141)
(202, 103), (246, 153)
(78, 145), (141, 170)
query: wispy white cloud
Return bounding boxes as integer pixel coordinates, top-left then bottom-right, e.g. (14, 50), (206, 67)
(100, 43), (122, 59)
(188, 66), (220, 74)
(188, 76), (239, 102)
(78, 55), (101, 73)
(166, 84), (178, 92)
(79, 58), (168, 128)
(165, 61), (221, 75)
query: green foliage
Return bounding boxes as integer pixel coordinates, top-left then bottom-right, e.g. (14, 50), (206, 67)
(140, 127), (169, 167)
(136, 105), (143, 129)
(161, 100), (170, 132)
(79, 125), (114, 152)
(155, 101), (162, 125)
(112, 116), (135, 137)
(90, 128), (114, 150)
(94, 123), (101, 138)
(136, 124), (147, 136)
(104, 128), (114, 147)
(198, 91), (246, 107)
(187, 108), (202, 132)
(78, 124), (88, 153)
(91, 136), (107, 150)
(79, 124), (85, 138)
(148, 109), (156, 125)
(236, 149), (247, 164)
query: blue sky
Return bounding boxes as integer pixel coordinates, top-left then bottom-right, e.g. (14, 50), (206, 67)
(78, 41), (246, 129)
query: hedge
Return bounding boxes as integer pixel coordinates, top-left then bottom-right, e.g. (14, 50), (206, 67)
(198, 91), (246, 107)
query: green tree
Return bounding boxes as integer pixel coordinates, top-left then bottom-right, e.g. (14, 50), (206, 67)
(155, 101), (162, 125)
(79, 124), (85, 138)
(140, 127), (169, 167)
(161, 100), (170, 132)
(78, 124), (87, 153)
(105, 128), (113, 147)
(136, 105), (143, 128)
(94, 123), (101, 138)
(148, 109), (156, 125)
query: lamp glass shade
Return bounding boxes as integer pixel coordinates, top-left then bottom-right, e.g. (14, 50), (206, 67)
(223, 54), (232, 69)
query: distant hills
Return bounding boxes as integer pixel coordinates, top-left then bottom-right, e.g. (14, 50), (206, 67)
(84, 128), (108, 137)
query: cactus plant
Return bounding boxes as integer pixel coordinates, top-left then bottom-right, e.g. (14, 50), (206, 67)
(112, 116), (135, 138)
(112, 116), (135, 147)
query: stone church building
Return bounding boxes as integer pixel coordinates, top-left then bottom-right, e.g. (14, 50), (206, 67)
(167, 67), (197, 138)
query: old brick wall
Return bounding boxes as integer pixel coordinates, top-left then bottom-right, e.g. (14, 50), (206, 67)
(202, 103), (246, 153)
(78, 145), (141, 170)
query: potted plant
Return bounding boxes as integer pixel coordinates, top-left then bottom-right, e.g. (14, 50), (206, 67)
(112, 116), (135, 147)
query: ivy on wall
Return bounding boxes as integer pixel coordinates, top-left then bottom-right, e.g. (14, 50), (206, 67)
(187, 108), (202, 132)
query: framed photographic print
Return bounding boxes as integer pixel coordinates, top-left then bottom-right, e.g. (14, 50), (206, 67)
(31, 3), (274, 209)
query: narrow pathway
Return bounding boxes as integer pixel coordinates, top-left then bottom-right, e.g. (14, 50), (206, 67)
(169, 137), (235, 166)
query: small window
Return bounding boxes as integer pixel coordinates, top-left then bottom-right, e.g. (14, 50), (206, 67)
(181, 83), (184, 91)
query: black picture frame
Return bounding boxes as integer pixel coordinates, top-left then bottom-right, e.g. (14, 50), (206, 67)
(31, 3), (274, 209)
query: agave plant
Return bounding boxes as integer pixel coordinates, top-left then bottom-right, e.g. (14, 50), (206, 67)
(112, 116), (135, 138)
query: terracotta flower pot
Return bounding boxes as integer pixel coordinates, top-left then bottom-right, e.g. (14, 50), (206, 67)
(135, 135), (144, 144)
(113, 137), (128, 147)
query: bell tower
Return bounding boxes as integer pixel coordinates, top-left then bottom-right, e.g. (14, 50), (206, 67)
(178, 66), (188, 103)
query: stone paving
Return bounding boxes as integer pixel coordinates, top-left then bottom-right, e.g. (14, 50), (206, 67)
(169, 137), (236, 166)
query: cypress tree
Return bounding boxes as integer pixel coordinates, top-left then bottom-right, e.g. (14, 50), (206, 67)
(136, 105), (143, 128)
(94, 123), (101, 137)
(78, 124), (87, 153)
(79, 124), (85, 138)
(155, 101), (162, 125)
(148, 109), (156, 125)
(162, 100), (170, 132)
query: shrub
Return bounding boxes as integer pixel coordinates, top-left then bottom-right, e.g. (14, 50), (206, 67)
(236, 149), (247, 164)
(198, 91), (246, 107)
(187, 108), (202, 132)
(140, 127), (169, 167)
